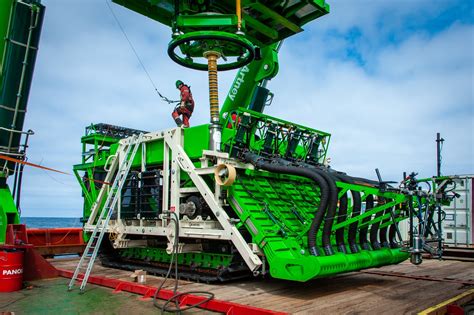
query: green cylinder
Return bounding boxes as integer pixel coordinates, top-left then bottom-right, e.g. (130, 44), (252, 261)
(0, 1), (14, 69)
(0, 0), (44, 170)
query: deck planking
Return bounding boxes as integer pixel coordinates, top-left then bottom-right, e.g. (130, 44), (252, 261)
(50, 258), (474, 314)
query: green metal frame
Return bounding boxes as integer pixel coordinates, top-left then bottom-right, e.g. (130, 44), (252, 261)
(222, 108), (331, 163)
(226, 169), (408, 281)
(112, 0), (330, 46)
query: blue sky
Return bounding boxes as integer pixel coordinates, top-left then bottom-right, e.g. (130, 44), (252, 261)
(13, 0), (473, 217)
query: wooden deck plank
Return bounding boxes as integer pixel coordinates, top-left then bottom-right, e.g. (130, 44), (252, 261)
(50, 258), (474, 314)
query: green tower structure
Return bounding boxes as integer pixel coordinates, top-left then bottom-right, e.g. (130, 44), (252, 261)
(0, 0), (44, 243)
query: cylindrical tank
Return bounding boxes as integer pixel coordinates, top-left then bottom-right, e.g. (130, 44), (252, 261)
(0, 0), (44, 172)
(0, 249), (24, 292)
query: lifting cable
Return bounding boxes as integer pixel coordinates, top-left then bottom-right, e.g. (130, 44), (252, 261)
(104, 0), (179, 105)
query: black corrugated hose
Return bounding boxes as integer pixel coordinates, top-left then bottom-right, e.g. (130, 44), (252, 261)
(335, 191), (348, 253)
(243, 152), (330, 256)
(347, 188), (362, 253)
(370, 197), (385, 250)
(359, 194), (374, 250)
(312, 169), (337, 256)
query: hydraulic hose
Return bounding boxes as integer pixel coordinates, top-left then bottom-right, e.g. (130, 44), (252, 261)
(347, 188), (362, 253)
(389, 222), (398, 248)
(359, 194), (373, 250)
(328, 171), (362, 253)
(370, 197), (385, 250)
(312, 168), (337, 256)
(335, 191), (348, 253)
(379, 221), (389, 248)
(243, 152), (329, 256)
(379, 204), (392, 248)
(327, 168), (380, 187)
(324, 171), (349, 254)
(295, 163), (339, 255)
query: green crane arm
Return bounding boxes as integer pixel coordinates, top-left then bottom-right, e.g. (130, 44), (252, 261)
(220, 42), (280, 120)
(112, 1), (330, 120)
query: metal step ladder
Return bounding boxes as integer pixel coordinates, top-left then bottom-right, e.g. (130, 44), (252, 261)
(68, 133), (144, 292)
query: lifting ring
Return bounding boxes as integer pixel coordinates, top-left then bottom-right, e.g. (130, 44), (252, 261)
(168, 31), (255, 71)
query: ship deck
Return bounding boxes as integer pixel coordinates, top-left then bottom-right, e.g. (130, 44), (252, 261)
(55, 258), (474, 313)
(1, 257), (472, 314)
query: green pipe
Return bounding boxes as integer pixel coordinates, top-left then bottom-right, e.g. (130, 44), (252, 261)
(0, 0), (45, 173)
(7, 2), (40, 153)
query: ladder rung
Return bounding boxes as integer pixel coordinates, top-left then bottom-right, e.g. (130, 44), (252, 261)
(69, 133), (144, 292)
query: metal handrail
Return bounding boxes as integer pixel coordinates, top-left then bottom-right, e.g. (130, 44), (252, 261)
(0, 126), (34, 135)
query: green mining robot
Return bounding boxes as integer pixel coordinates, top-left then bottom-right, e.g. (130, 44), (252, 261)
(69, 0), (456, 288)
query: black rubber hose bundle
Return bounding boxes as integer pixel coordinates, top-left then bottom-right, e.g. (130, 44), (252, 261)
(359, 194), (373, 250)
(328, 172), (362, 253)
(347, 189), (362, 253)
(243, 152), (329, 256)
(332, 173), (362, 254)
(370, 197), (385, 250)
(335, 191), (348, 253)
(312, 168), (337, 256)
(294, 163), (339, 256)
(388, 222), (398, 248)
(379, 203), (392, 248)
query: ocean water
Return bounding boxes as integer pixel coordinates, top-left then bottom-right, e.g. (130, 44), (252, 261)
(20, 217), (83, 228)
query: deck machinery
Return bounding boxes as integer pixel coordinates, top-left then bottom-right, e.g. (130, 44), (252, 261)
(69, 0), (457, 284)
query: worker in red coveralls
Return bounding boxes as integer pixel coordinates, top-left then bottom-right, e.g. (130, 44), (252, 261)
(172, 80), (195, 128)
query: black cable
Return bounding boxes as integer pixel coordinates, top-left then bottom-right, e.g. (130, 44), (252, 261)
(152, 212), (214, 314)
(105, 0), (179, 105)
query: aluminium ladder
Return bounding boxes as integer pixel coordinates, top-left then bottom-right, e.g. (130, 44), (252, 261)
(68, 133), (144, 292)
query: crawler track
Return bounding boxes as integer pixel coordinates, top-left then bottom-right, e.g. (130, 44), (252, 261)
(99, 253), (251, 283)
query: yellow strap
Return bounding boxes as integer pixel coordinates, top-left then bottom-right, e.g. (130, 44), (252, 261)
(418, 288), (474, 315)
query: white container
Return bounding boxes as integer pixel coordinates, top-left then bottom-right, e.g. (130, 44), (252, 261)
(442, 175), (473, 247)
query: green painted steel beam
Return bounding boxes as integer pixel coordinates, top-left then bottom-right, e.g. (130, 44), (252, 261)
(176, 14), (238, 29)
(243, 14), (278, 40)
(246, 1), (302, 33)
(112, 0), (329, 47)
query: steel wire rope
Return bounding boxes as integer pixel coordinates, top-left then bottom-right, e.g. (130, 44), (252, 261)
(104, 0), (179, 105)
(152, 212), (214, 314)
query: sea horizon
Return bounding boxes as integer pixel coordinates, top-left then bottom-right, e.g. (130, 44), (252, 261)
(20, 217), (83, 228)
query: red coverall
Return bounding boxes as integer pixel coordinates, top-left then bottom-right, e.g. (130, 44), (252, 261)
(172, 85), (195, 127)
